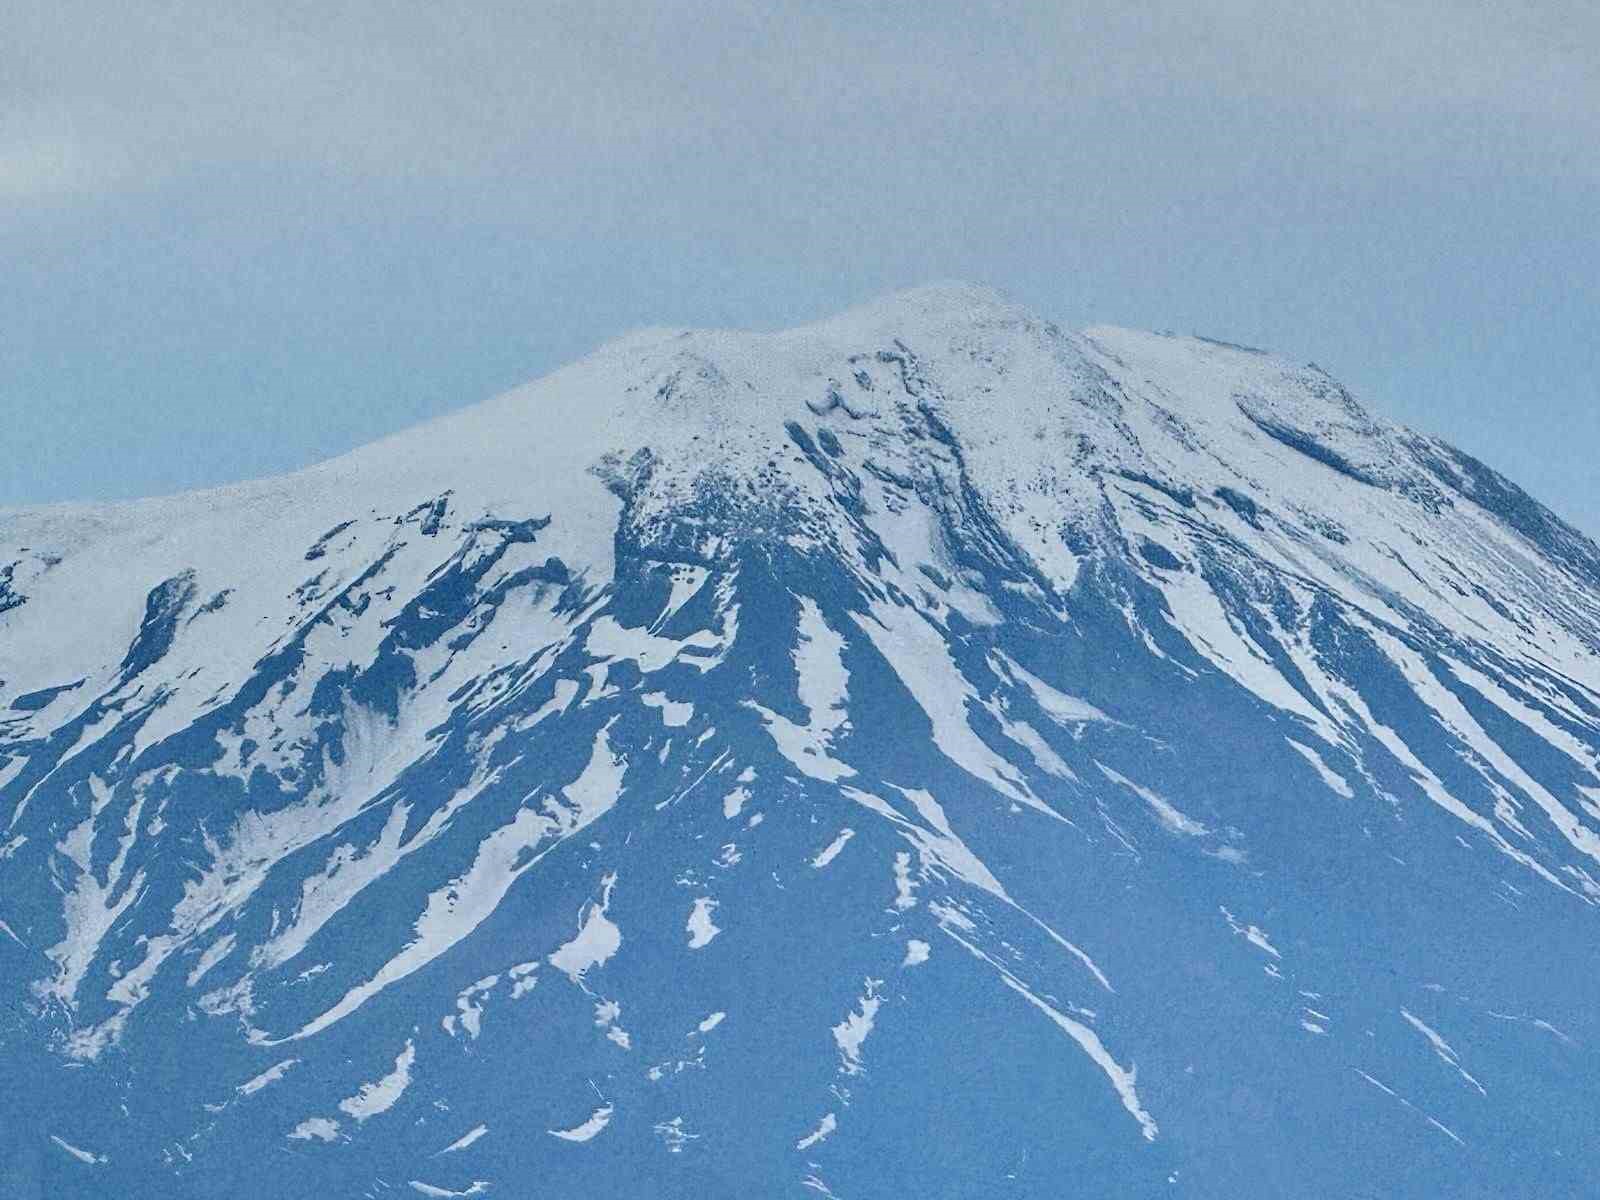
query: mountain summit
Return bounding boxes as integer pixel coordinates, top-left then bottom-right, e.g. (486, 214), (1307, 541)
(4, 286), (1598, 1197)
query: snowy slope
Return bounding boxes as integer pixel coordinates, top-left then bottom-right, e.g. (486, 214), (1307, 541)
(3, 283), (1599, 1198)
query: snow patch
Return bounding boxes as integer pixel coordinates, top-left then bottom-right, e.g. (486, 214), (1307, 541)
(832, 978), (882, 1075)
(50, 1135), (107, 1165)
(1286, 739), (1355, 798)
(1097, 762), (1208, 837)
(437, 1124), (489, 1155)
(238, 1058), (298, 1096)
(686, 897), (721, 949)
(548, 1104), (613, 1143)
(549, 873), (623, 982)
(796, 1112), (837, 1151)
(288, 1118), (340, 1143)
(811, 828), (855, 869)
(339, 1040), (416, 1122)
(1220, 906), (1281, 959)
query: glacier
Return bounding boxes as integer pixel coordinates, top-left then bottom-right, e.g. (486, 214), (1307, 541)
(2, 282), (1599, 1197)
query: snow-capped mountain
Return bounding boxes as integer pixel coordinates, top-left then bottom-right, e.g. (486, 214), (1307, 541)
(3, 283), (1598, 1198)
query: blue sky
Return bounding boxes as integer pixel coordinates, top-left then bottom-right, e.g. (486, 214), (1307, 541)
(5, 2), (1598, 532)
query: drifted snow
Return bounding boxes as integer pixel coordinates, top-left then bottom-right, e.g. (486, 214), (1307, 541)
(277, 804), (571, 1042)
(832, 979), (883, 1075)
(642, 691), (693, 727)
(852, 601), (1051, 818)
(810, 828), (855, 869)
(49, 1134), (107, 1165)
(749, 598), (854, 783)
(795, 1112), (837, 1151)
(287, 1117), (340, 1143)
(940, 920), (1156, 1143)
(686, 897), (721, 949)
(408, 1180), (491, 1197)
(891, 851), (918, 911)
(548, 1104), (614, 1143)
(238, 1058), (298, 1096)
(1401, 1008), (1487, 1096)
(444, 974), (500, 1040)
(1353, 1069), (1464, 1146)
(339, 1039), (416, 1122)
(436, 1124), (489, 1155)
(1096, 763), (1208, 838)
(1285, 739), (1355, 799)
(549, 873), (623, 982)
(654, 1116), (700, 1154)
(1220, 907), (1282, 960)
(593, 997), (632, 1049)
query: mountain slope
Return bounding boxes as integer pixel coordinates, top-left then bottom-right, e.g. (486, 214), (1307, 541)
(3, 283), (1599, 1198)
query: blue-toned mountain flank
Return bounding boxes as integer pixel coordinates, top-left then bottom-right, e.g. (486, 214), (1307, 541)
(3, 285), (1598, 1198)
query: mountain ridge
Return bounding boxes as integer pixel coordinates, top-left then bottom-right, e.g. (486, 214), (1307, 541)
(7, 281), (1594, 594)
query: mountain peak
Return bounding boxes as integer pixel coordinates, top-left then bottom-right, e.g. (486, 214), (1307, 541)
(820, 279), (1030, 327)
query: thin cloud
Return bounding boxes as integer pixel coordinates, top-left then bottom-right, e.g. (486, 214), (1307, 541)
(4, 1), (1595, 202)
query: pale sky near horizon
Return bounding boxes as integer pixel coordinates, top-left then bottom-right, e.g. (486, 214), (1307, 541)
(5, 2), (1598, 532)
